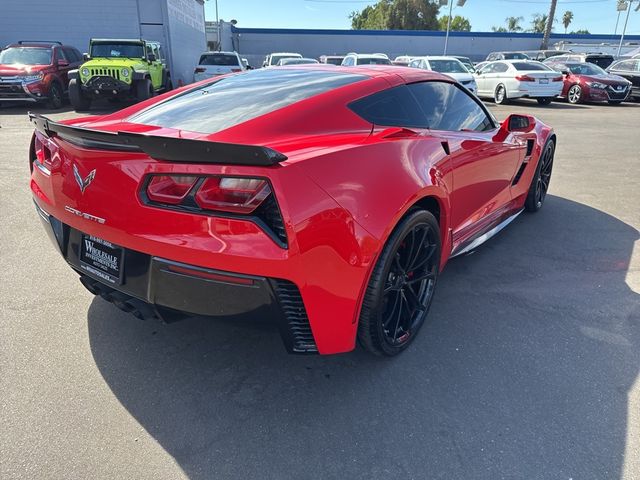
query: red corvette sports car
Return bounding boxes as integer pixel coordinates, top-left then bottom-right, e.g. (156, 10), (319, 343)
(29, 66), (556, 356)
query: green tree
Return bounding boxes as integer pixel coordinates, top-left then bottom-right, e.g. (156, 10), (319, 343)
(350, 0), (440, 30)
(570, 28), (590, 34)
(505, 16), (524, 32)
(491, 26), (508, 32)
(438, 15), (471, 32)
(530, 13), (548, 34)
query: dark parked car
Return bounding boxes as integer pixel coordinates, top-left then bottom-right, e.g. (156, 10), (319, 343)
(547, 61), (632, 104)
(0, 40), (82, 109)
(543, 53), (615, 70)
(606, 58), (640, 101)
(520, 50), (570, 62)
(485, 51), (530, 61)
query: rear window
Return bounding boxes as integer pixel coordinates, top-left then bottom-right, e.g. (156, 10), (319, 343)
(357, 57), (392, 65)
(512, 62), (551, 71)
(504, 53), (530, 60)
(129, 68), (367, 134)
(199, 54), (239, 66)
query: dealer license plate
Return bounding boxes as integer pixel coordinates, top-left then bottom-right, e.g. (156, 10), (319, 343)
(79, 234), (124, 285)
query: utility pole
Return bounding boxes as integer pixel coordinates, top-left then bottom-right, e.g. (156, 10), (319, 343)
(617, 0), (637, 57)
(541, 0), (558, 49)
(215, 0), (220, 51)
(443, 0), (453, 55)
(442, 0), (467, 56)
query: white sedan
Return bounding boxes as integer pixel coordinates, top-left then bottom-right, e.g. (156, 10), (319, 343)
(474, 60), (563, 105)
(409, 56), (477, 94)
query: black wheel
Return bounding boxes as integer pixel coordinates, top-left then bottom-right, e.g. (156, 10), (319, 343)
(494, 84), (508, 104)
(46, 82), (63, 109)
(164, 75), (173, 92)
(607, 100), (623, 105)
(358, 209), (441, 356)
(135, 78), (153, 102)
(536, 97), (553, 105)
(68, 78), (90, 110)
(567, 84), (582, 104)
(525, 139), (555, 212)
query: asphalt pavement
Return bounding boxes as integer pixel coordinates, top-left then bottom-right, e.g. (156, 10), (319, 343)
(1, 98), (639, 480)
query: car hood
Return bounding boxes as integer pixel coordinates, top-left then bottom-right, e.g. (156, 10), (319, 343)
(441, 72), (475, 83)
(579, 73), (629, 85)
(0, 64), (48, 76)
(83, 57), (148, 70)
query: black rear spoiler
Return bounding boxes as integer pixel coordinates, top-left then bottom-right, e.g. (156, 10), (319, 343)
(28, 113), (287, 166)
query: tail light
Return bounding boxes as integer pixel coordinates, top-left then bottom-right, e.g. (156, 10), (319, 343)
(194, 67), (206, 74)
(146, 175), (198, 204)
(144, 174), (271, 214)
(552, 75), (563, 82)
(142, 174), (286, 246)
(33, 131), (56, 172)
(195, 177), (271, 214)
(515, 75), (535, 82)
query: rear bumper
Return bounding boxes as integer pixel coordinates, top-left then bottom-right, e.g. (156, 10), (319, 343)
(35, 202), (318, 354)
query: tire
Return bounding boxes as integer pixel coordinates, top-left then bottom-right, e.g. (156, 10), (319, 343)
(68, 78), (90, 110)
(567, 84), (582, 104)
(46, 81), (63, 109)
(607, 100), (623, 105)
(494, 84), (508, 104)
(357, 209), (441, 356)
(525, 139), (555, 212)
(135, 78), (153, 102)
(536, 97), (553, 105)
(164, 75), (173, 92)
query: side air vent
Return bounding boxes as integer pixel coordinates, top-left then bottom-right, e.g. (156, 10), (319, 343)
(512, 162), (527, 185)
(526, 139), (535, 157)
(271, 279), (318, 353)
(255, 194), (288, 247)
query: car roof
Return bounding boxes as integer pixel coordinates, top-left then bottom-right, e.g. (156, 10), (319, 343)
(5, 42), (61, 48)
(201, 51), (238, 55)
(419, 56), (462, 61)
(347, 53), (389, 58)
(269, 52), (302, 56)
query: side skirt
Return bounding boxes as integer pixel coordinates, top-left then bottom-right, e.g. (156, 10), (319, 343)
(450, 208), (524, 258)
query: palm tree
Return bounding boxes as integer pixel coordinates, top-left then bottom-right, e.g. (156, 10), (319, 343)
(541, 0), (558, 49)
(531, 13), (548, 34)
(562, 11), (573, 34)
(505, 16), (524, 32)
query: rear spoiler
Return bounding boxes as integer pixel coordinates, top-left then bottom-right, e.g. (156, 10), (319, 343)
(28, 113), (287, 166)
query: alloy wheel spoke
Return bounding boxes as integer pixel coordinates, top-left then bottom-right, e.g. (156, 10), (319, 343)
(383, 290), (402, 328)
(407, 271), (435, 285)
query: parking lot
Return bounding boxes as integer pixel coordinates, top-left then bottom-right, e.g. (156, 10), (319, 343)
(1, 98), (639, 479)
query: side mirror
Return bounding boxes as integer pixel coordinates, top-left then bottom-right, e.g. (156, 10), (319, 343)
(561, 69), (570, 75)
(57, 59), (69, 67)
(148, 54), (156, 62)
(83, 53), (90, 61)
(504, 114), (535, 132)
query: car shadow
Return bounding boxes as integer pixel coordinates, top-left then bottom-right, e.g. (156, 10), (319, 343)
(87, 195), (639, 479)
(487, 99), (591, 109)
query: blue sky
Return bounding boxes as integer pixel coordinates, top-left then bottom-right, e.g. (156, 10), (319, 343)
(205, 0), (640, 35)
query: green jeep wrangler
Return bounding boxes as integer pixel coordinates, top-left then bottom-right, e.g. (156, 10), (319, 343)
(68, 38), (171, 110)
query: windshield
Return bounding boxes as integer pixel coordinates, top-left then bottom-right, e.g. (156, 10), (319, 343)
(429, 59), (467, 73)
(199, 54), (239, 66)
(0, 47), (51, 65)
(90, 43), (145, 58)
(512, 62), (552, 71)
(270, 55), (301, 65)
(324, 57), (343, 65)
(504, 53), (530, 60)
(357, 57), (392, 65)
(567, 63), (606, 75)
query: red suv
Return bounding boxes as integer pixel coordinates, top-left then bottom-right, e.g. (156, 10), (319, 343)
(0, 41), (83, 109)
